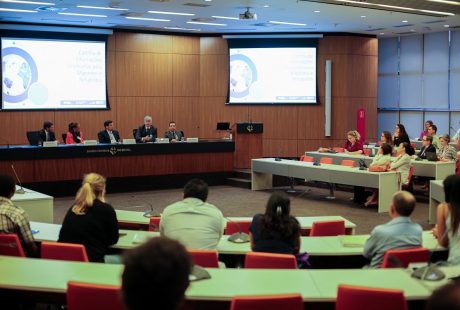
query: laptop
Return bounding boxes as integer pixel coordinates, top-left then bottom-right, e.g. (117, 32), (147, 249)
(425, 152), (439, 162)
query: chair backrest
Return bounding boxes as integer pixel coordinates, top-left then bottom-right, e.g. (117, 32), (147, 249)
(310, 220), (345, 236)
(402, 165), (415, 190)
(41, 241), (89, 262)
(62, 133), (67, 144)
(132, 128), (138, 139)
(381, 247), (430, 268)
(341, 159), (355, 167)
(0, 234), (25, 257)
(244, 252), (297, 269)
(67, 281), (125, 310)
(336, 284), (407, 310)
(300, 155), (314, 162)
(333, 147), (345, 153)
(148, 217), (161, 232)
(319, 157), (334, 165)
(363, 149), (371, 156)
(26, 131), (41, 146)
(410, 142), (416, 149)
(225, 221), (251, 235)
(188, 249), (219, 268)
(230, 294), (303, 310)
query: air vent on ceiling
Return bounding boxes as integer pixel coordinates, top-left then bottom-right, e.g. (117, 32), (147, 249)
(396, 31), (417, 35)
(451, 25), (460, 29)
(394, 24), (415, 28)
(183, 2), (211, 7)
(190, 17), (215, 22)
(120, 12), (144, 17)
(37, 6), (67, 12)
(41, 18), (89, 23)
(367, 28), (385, 31)
(253, 22), (275, 27)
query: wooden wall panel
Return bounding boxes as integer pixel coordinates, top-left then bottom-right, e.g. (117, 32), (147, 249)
(0, 111), (55, 145)
(173, 36), (200, 54)
(349, 55), (378, 98)
(172, 54), (200, 96)
(297, 105), (325, 139)
(115, 33), (172, 53)
(107, 51), (117, 97)
(116, 52), (172, 96)
(263, 139), (298, 157)
(172, 97), (199, 138)
(250, 106), (299, 140)
(200, 37), (228, 55)
(200, 55), (228, 96)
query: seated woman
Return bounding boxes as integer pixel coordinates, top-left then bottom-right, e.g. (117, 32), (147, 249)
(438, 134), (457, 162)
(419, 120), (433, 141)
(318, 130), (363, 154)
(364, 143), (393, 207)
(393, 124), (410, 147)
(378, 131), (393, 146)
(390, 142), (414, 186)
(432, 175), (460, 265)
(66, 122), (84, 144)
(249, 191), (300, 255)
(58, 173), (119, 263)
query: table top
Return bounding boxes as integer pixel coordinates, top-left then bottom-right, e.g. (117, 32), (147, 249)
(12, 186), (53, 201)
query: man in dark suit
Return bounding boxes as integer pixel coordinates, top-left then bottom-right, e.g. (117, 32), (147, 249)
(38, 121), (56, 143)
(98, 120), (121, 144)
(418, 135), (436, 159)
(135, 115), (157, 143)
(164, 121), (183, 142)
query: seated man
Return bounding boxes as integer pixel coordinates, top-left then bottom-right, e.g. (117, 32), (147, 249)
(135, 115), (157, 143)
(98, 120), (121, 144)
(418, 135), (436, 159)
(38, 121), (56, 143)
(160, 179), (224, 249)
(0, 174), (37, 257)
(428, 124), (440, 149)
(164, 121), (183, 142)
(122, 237), (191, 310)
(363, 191), (422, 268)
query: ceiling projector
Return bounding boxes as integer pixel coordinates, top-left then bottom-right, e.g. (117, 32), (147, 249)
(239, 8), (257, 20)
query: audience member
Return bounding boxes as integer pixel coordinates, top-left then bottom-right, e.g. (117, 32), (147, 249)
(98, 120), (121, 144)
(249, 191), (300, 254)
(66, 122), (84, 144)
(390, 142), (414, 186)
(425, 280), (460, 310)
(344, 130), (363, 154)
(438, 134), (457, 162)
(135, 115), (157, 143)
(379, 131), (393, 146)
(428, 124), (440, 149)
(364, 143), (393, 207)
(122, 237), (191, 310)
(419, 120), (433, 140)
(164, 121), (183, 142)
(363, 191), (422, 268)
(38, 121), (56, 143)
(432, 174), (460, 265)
(453, 127), (460, 144)
(58, 173), (119, 262)
(393, 124), (410, 147)
(0, 174), (37, 257)
(160, 179), (224, 249)
(418, 135), (436, 159)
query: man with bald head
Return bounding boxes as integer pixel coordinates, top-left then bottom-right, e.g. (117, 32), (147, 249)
(363, 191), (422, 268)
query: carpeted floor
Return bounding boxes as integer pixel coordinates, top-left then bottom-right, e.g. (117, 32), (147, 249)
(53, 184), (434, 235)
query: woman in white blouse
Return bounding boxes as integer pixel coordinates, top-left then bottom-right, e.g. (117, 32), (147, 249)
(438, 134), (457, 162)
(390, 142), (414, 186)
(364, 143), (393, 207)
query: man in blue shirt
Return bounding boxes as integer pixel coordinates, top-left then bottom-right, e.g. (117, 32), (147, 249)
(363, 191), (422, 268)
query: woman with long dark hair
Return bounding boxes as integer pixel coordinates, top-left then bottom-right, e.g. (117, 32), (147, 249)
(393, 124), (410, 147)
(249, 191), (300, 254)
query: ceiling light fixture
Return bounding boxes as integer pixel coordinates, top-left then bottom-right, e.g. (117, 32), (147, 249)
(333, 0), (454, 16)
(126, 17), (170, 22)
(402, 20), (409, 22)
(77, 5), (128, 11)
(269, 20), (307, 26)
(58, 12), (107, 17)
(361, 15), (366, 18)
(212, 15), (239, 20)
(148, 10), (194, 16)
(187, 21), (226, 26)
(0, 0), (53, 4)
(0, 7), (37, 12)
(164, 26), (200, 31)
(314, 10), (320, 13)
(427, 0), (460, 5)
(444, 24), (450, 27)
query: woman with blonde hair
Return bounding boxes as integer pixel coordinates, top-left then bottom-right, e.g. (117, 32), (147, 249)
(344, 130), (363, 154)
(58, 173), (119, 262)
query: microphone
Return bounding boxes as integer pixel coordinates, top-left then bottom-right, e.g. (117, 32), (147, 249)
(11, 164), (25, 194)
(225, 217), (250, 243)
(143, 202), (161, 218)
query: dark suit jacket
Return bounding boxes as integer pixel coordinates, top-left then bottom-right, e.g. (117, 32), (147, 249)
(418, 144), (436, 159)
(38, 129), (56, 143)
(98, 130), (121, 144)
(135, 125), (157, 143)
(164, 130), (184, 141)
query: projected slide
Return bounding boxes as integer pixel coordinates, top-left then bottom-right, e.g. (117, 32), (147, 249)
(229, 47), (317, 104)
(2, 37), (107, 110)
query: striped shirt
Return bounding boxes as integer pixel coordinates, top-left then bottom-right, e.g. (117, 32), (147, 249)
(0, 196), (35, 246)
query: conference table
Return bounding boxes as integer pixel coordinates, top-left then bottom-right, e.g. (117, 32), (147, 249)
(11, 186), (53, 223)
(429, 180), (444, 224)
(115, 209), (357, 234)
(252, 158), (400, 213)
(305, 151), (456, 180)
(0, 255), (457, 308)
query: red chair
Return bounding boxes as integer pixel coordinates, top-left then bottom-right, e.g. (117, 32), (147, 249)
(381, 247), (430, 268)
(402, 165), (414, 192)
(230, 294), (303, 310)
(341, 159), (355, 167)
(188, 249), (219, 268)
(320, 157), (334, 164)
(336, 284), (407, 310)
(410, 142), (416, 149)
(363, 149), (371, 156)
(41, 241), (89, 262)
(300, 155), (314, 162)
(310, 220), (345, 236)
(148, 217), (161, 232)
(225, 221), (251, 235)
(0, 234), (25, 257)
(67, 281), (125, 310)
(244, 252), (297, 269)
(333, 147), (345, 153)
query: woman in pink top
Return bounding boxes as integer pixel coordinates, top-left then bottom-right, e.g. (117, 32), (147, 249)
(66, 122), (84, 144)
(419, 120), (433, 140)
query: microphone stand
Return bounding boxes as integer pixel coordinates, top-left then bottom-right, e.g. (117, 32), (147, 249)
(225, 217), (250, 243)
(11, 164), (25, 194)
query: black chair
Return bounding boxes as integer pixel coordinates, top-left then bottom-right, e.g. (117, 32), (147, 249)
(61, 133), (67, 144)
(132, 129), (138, 139)
(26, 131), (40, 146)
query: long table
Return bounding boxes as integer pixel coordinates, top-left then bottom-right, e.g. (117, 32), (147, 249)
(11, 186), (53, 223)
(429, 180), (444, 224)
(115, 210), (356, 234)
(305, 151), (456, 180)
(252, 158), (400, 213)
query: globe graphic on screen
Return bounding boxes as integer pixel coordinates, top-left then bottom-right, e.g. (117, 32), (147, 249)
(2, 47), (38, 103)
(229, 54), (257, 99)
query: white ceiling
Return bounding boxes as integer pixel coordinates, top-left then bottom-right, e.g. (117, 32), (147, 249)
(0, 0), (459, 37)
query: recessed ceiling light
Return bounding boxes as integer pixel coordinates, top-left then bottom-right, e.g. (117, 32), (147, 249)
(0, 7), (37, 12)
(58, 12), (107, 17)
(427, 0), (460, 5)
(212, 15), (239, 20)
(410, 29), (416, 32)
(187, 21), (226, 26)
(204, 0), (212, 2)
(77, 5), (128, 11)
(126, 17), (170, 22)
(263, 4), (270, 8)
(314, 10), (320, 13)
(269, 20), (307, 26)
(380, 32), (385, 35)
(361, 15), (366, 18)
(444, 24), (450, 27)
(148, 10), (194, 16)
(164, 26), (200, 31)
(0, 0), (53, 4)
(402, 20), (409, 23)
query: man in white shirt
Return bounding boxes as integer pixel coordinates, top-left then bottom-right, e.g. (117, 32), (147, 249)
(160, 179), (224, 250)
